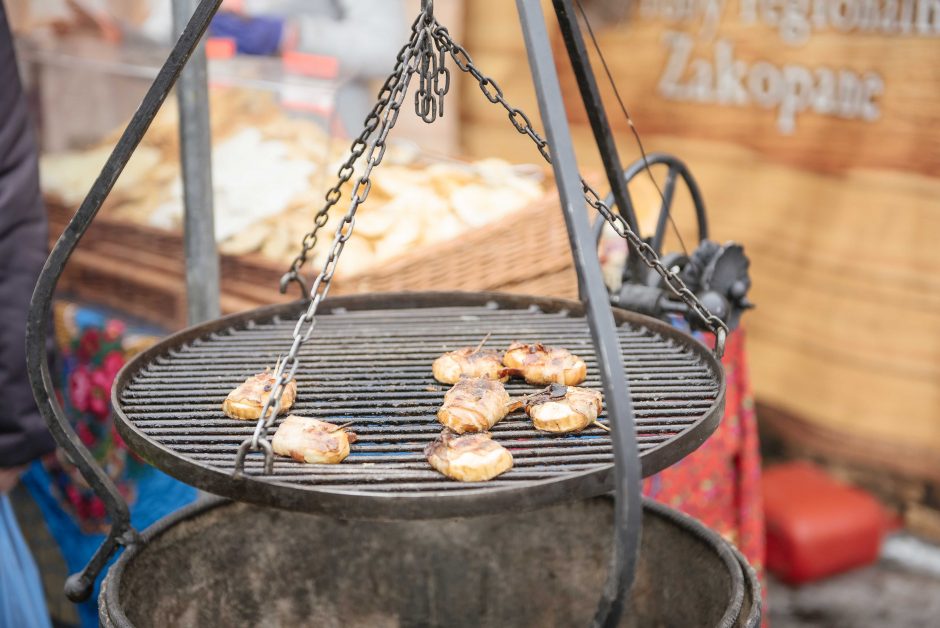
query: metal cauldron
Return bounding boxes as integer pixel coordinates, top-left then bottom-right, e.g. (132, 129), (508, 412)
(100, 496), (760, 627)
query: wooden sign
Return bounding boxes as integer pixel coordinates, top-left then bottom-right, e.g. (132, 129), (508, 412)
(461, 0), (940, 480)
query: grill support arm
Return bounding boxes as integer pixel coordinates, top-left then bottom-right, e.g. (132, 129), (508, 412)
(25, 0), (224, 603)
(516, 1), (643, 626)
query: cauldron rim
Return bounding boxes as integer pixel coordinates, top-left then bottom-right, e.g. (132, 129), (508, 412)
(100, 496), (760, 628)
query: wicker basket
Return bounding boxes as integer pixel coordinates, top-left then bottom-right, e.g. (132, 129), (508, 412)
(47, 192), (580, 328)
(334, 192), (577, 297)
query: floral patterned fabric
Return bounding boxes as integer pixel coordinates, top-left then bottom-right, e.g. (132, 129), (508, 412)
(642, 323), (766, 613)
(22, 301), (197, 628)
(45, 302), (189, 532)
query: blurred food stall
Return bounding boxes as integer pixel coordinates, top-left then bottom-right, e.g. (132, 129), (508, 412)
(16, 8), (555, 329)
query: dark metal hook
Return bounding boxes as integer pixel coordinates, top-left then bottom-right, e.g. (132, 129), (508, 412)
(279, 270), (309, 301)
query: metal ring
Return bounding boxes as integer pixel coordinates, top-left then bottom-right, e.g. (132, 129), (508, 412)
(279, 271), (309, 299)
(714, 326), (727, 359)
(233, 438), (254, 475)
(261, 439), (275, 475)
(233, 437), (275, 476)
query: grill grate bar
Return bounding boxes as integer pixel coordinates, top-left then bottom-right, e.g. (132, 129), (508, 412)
(121, 396), (714, 411)
(196, 335), (665, 348)
(123, 431), (677, 448)
(189, 450), (621, 468)
(138, 365), (709, 378)
(202, 330), (669, 343)
(153, 350), (698, 363)
(129, 418), (692, 436)
(123, 409), (709, 422)
(131, 390), (714, 405)
(132, 429), (686, 444)
(121, 382), (717, 394)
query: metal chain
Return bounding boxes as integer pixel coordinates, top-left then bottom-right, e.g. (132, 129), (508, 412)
(235, 14), (436, 475)
(430, 26), (728, 357)
(279, 13), (433, 297)
(583, 183), (728, 354)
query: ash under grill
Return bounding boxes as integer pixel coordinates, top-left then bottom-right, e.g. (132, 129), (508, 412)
(114, 292), (724, 519)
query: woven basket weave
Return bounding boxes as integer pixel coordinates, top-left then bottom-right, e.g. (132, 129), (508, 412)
(336, 192), (577, 297)
(47, 193), (581, 329)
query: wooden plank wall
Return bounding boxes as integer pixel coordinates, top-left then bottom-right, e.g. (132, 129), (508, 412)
(459, 0), (940, 480)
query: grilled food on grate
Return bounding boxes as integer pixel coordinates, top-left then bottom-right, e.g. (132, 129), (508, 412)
(501, 342), (587, 386)
(432, 334), (506, 384)
(222, 366), (297, 420)
(272, 416), (356, 464)
(521, 384), (604, 433)
(425, 430), (513, 482)
(437, 376), (511, 433)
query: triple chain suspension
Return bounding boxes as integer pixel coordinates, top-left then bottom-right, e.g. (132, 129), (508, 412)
(235, 5), (728, 475)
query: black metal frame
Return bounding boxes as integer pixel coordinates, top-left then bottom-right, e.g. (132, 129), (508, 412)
(25, 0), (224, 602)
(25, 0), (722, 625)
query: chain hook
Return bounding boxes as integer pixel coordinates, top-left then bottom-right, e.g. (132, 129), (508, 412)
(279, 270), (309, 300)
(421, 0), (434, 18)
(714, 326), (727, 360)
(233, 438), (274, 476)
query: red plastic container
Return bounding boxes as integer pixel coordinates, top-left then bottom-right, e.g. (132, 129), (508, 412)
(282, 50), (339, 79)
(205, 37), (237, 60)
(763, 462), (888, 584)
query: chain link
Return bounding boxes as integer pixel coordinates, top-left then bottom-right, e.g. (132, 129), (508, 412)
(279, 13), (433, 297)
(430, 26), (728, 356)
(582, 183), (728, 348)
(235, 13), (437, 475)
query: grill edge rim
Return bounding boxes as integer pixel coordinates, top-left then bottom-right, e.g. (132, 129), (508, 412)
(111, 291), (725, 520)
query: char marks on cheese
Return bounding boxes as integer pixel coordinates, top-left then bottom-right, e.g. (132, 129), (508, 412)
(222, 368), (297, 421)
(501, 342), (587, 386)
(437, 377), (511, 433)
(525, 385), (603, 433)
(424, 430), (513, 482)
(432, 334), (506, 384)
(272, 416), (356, 465)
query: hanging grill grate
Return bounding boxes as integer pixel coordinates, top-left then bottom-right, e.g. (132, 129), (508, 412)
(113, 292), (724, 520)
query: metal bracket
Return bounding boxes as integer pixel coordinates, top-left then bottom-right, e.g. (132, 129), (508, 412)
(552, 0), (646, 286)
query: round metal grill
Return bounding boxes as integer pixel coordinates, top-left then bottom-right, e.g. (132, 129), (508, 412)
(113, 292), (724, 519)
